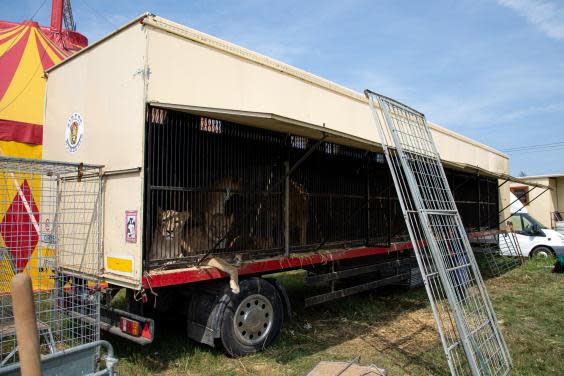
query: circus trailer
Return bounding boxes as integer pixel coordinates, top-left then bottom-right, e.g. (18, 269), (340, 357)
(41, 14), (521, 357)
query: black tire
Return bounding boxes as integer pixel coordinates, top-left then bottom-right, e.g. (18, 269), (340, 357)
(530, 246), (555, 258)
(218, 277), (284, 357)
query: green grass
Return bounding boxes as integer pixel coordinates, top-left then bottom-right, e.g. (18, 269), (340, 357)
(109, 258), (563, 375)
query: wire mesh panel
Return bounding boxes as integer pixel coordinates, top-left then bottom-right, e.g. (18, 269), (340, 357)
(366, 91), (511, 376)
(469, 230), (523, 277)
(0, 157), (102, 368)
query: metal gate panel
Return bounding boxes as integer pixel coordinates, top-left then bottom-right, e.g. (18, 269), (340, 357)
(365, 91), (511, 376)
(0, 157), (114, 374)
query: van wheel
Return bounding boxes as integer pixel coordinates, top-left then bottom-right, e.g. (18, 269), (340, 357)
(218, 277), (284, 357)
(530, 246), (554, 258)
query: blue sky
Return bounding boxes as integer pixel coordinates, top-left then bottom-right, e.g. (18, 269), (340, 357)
(4, 0), (563, 176)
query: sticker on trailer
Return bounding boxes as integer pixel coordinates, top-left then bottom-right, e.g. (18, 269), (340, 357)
(125, 210), (137, 243)
(39, 216), (56, 271)
(65, 112), (84, 153)
(106, 255), (134, 276)
(40, 217), (56, 245)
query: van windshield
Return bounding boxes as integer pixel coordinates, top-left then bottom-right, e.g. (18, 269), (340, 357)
(511, 213), (546, 233)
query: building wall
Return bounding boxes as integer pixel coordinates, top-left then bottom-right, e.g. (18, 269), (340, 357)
(556, 177), (564, 213)
(509, 177), (561, 228)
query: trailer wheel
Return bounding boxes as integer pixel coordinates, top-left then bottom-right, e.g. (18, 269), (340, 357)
(218, 277), (283, 357)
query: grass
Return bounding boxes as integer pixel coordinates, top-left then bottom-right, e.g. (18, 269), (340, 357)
(109, 257), (563, 375)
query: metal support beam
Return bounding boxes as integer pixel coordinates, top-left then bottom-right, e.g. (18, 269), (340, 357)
(305, 273), (408, 307)
(287, 135), (326, 176)
(499, 187), (550, 225)
(498, 186), (536, 215)
(284, 161), (290, 257)
(306, 258), (412, 284)
(498, 178), (510, 188)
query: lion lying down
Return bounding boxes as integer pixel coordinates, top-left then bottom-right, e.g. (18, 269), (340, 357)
(149, 208), (240, 294)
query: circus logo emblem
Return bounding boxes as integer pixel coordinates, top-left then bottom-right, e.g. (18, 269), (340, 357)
(65, 112), (84, 153)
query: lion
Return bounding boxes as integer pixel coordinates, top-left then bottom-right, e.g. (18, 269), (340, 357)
(148, 208), (191, 261)
(183, 213), (235, 255)
(202, 177), (240, 228)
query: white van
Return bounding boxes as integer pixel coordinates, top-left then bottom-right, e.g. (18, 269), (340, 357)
(506, 193), (564, 258)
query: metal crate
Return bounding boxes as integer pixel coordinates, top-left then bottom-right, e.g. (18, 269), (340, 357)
(0, 157), (113, 375)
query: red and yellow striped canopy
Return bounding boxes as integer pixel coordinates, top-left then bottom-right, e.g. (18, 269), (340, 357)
(0, 20), (69, 155)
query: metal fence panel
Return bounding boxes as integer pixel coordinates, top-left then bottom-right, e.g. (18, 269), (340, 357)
(0, 157), (103, 370)
(469, 230), (523, 277)
(365, 91), (511, 376)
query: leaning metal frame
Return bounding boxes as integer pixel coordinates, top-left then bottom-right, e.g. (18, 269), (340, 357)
(469, 230), (523, 278)
(0, 157), (108, 373)
(366, 91), (511, 376)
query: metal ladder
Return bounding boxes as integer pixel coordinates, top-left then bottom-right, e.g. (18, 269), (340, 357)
(365, 90), (511, 376)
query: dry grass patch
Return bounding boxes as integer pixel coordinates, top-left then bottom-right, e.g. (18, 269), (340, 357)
(111, 258), (562, 375)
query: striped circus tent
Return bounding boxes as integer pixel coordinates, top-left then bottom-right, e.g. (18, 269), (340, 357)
(0, 20), (69, 160)
(0, 19), (77, 290)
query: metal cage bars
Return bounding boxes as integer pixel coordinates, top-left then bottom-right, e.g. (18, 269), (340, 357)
(365, 91), (511, 376)
(143, 106), (501, 270)
(469, 230), (523, 278)
(143, 107), (396, 268)
(0, 157), (103, 369)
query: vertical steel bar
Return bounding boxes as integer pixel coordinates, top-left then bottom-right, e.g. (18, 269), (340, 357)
(284, 161), (290, 257)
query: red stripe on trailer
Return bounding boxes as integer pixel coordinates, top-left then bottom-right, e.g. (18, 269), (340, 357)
(143, 246), (399, 289)
(467, 229), (506, 240)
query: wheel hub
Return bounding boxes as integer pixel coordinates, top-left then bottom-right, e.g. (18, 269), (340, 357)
(233, 294), (273, 345)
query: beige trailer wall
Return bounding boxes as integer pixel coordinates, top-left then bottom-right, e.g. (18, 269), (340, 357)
(498, 183), (511, 230)
(43, 23), (147, 287)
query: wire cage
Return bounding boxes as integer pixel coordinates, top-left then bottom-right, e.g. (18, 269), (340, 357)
(0, 157), (102, 368)
(143, 107), (409, 269)
(469, 230), (523, 277)
(144, 106), (500, 270)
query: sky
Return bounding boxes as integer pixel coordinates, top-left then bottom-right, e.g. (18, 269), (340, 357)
(3, 0), (563, 176)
